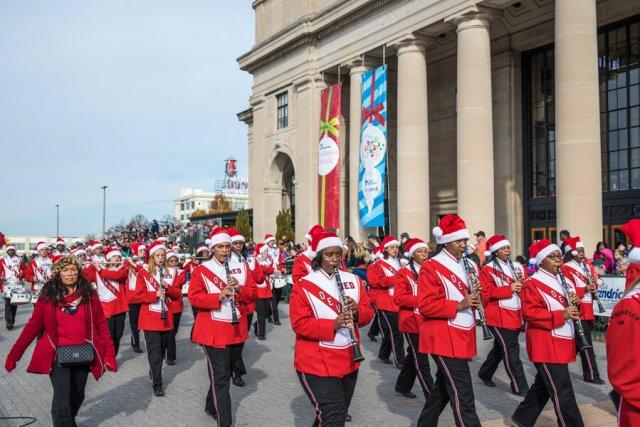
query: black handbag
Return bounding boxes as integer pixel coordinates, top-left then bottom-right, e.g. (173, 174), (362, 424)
(57, 343), (94, 366)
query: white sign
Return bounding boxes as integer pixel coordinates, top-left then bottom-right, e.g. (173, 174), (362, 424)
(596, 276), (626, 317)
(317, 136), (340, 176)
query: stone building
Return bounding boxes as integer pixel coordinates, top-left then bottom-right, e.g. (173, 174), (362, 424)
(238, 0), (640, 254)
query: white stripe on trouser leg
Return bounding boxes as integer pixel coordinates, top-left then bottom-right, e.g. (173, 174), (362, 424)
(202, 346), (221, 427)
(541, 363), (567, 427)
(582, 348), (595, 380)
(301, 373), (323, 426)
(380, 311), (399, 366)
(374, 308), (385, 339)
(436, 355), (465, 427)
(493, 328), (518, 393)
(404, 332), (430, 394)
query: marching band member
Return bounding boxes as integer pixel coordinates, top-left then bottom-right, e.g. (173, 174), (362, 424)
(188, 228), (257, 424)
(90, 241), (106, 267)
(263, 234), (283, 326)
(367, 235), (405, 368)
(1, 244), (27, 329)
(134, 241), (182, 397)
(25, 241), (53, 303)
(393, 238), (434, 398)
(165, 251), (185, 365)
(195, 244), (210, 261)
(291, 225), (324, 285)
(417, 215), (482, 426)
(561, 236), (604, 384)
(511, 239), (584, 427)
(83, 246), (129, 356)
(366, 246), (383, 342)
(290, 231), (374, 425)
(253, 243), (275, 340)
(127, 242), (147, 353)
(52, 237), (70, 256)
(477, 234), (529, 395)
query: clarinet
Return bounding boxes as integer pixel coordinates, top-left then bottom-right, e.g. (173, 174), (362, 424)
(159, 263), (167, 320)
(461, 256), (493, 340)
(332, 267), (365, 362)
(557, 267), (592, 351)
(506, 258), (525, 288)
(580, 260), (606, 314)
(224, 258), (240, 326)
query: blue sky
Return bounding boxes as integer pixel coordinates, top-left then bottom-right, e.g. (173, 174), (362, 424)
(0, 1), (253, 237)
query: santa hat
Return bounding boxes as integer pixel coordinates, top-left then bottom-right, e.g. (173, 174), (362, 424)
(90, 240), (103, 250)
(56, 237), (66, 246)
(5, 244), (16, 251)
(166, 251), (178, 261)
(305, 225), (324, 241)
(264, 234), (275, 244)
(528, 239), (561, 265)
(105, 246), (122, 260)
(404, 238), (428, 258)
(71, 247), (85, 256)
(254, 243), (268, 256)
(373, 245), (383, 259)
(171, 245), (180, 253)
(148, 241), (166, 257)
(432, 214), (470, 244)
(195, 244), (209, 255)
(484, 235), (511, 257)
(621, 219), (640, 264)
(309, 231), (343, 256)
(130, 242), (146, 255)
(206, 228), (231, 248)
(228, 228), (245, 243)
(381, 235), (400, 249)
(36, 241), (48, 251)
(563, 236), (584, 256)
(156, 236), (168, 243)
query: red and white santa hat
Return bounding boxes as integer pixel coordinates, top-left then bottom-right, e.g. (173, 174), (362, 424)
(404, 238), (428, 258)
(563, 236), (584, 256)
(156, 236), (168, 243)
(90, 240), (103, 250)
(207, 228), (231, 248)
(228, 228), (245, 243)
(5, 244), (16, 251)
(264, 233), (275, 244)
(305, 225), (324, 242)
(148, 241), (166, 257)
(380, 235), (399, 249)
(166, 251), (178, 261)
(105, 246), (122, 260)
(432, 214), (470, 244)
(130, 242), (146, 255)
(195, 244), (209, 255)
(621, 219), (640, 264)
(372, 245), (383, 259)
(254, 243), (268, 256)
(36, 241), (48, 251)
(71, 247), (85, 256)
(56, 237), (66, 246)
(309, 231), (343, 256)
(484, 235), (511, 257)
(528, 239), (561, 265)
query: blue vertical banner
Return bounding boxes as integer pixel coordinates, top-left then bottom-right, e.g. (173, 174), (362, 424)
(358, 65), (387, 227)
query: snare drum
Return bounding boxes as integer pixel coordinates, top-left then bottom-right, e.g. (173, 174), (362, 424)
(11, 287), (32, 305)
(182, 282), (189, 296)
(273, 276), (287, 289)
(3, 282), (19, 299)
(31, 283), (43, 304)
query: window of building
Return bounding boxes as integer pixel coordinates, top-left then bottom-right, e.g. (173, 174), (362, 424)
(191, 201), (195, 209)
(277, 91), (288, 129)
(180, 203), (185, 210)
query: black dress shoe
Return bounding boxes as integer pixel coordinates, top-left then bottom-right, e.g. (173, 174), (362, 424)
(205, 407), (217, 419)
(345, 413), (352, 422)
(511, 415), (526, 427)
(132, 346), (143, 353)
(153, 385), (165, 397)
(273, 320), (281, 325)
(395, 389), (417, 398)
(6, 323), (13, 330)
(233, 376), (245, 387)
(378, 358), (392, 365)
(267, 317), (273, 323)
(367, 334), (377, 342)
(512, 389), (527, 397)
(257, 335), (266, 341)
(478, 375), (496, 387)
(166, 359), (175, 366)
(584, 377), (605, 385)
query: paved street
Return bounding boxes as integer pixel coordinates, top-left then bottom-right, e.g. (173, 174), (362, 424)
(1, 302), (617, 426)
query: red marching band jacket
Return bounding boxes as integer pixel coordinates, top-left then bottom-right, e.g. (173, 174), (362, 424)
(561, 259), (598, 321)
(126, 260), (147, 304)
(367, 258), (401, 312)
(188, 257), (257, 348)
(393, 264), (422, 334)
(290, 269), (373, 377)
(241, 255), (265, 315)
(0, 255), (27, 291)
(292, 249), (314, 285)
(521, 269), (576, 364)
(82, 265), (129, 317)
(418, 249), (478, 359)
(169, 267), (188, 314)
(254, 253), (275, 299)
(479, 259), (524, 330)
(134, 266), (182, 332)
(607, 287), (640, 426)
(24, 256), (53, 291)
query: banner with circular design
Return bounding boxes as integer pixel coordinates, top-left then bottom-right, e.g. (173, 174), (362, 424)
(317, 83), (342, 231)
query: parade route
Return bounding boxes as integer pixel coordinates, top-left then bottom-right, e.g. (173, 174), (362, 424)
(0, 301), (617, 426)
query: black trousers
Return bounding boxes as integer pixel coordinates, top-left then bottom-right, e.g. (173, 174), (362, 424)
(395, 332), (434, 396)
(232, 312), (254, 379)
(49, 361), (90, 427)
(577, 320), (602, 381)
(203, 344), (244, 427)
(144, 330), (170, 387)
(297, 370), (359, 427)
(4, 297), (17, 327)
(512, 362), (584, 427)
(255, 298), (271, 337)
(418, 355), (481, 427)
(478, 326), (529, 394)
(107, 312), (126, 356)
(128, 303), (141, 349)
(270, 288), (281, 322)
(368, 307), (381, 337)
(167, 312), (182, 362)
(378, 310), (405, 367)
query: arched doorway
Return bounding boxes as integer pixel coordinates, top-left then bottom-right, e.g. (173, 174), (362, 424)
(269, 152), (296, 227)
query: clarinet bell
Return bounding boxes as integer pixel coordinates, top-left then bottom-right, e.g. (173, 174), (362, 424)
(352, 343), (365, 362)
(481, 324), (493, 340)
(596, 300), (606, 314)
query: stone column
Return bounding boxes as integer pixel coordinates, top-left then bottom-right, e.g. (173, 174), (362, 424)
(454, 12), (495, 235)
(396, 36), (430, 239)
(555, 1), (602, 250)
(348, 60), (367, 242)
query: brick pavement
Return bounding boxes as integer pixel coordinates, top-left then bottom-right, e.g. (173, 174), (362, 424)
(0, 301), (617, 426)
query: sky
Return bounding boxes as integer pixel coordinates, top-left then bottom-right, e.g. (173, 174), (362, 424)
(0, 1), (254, 237)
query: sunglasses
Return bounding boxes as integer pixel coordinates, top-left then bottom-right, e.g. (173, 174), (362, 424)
(61, 306), (78, 315)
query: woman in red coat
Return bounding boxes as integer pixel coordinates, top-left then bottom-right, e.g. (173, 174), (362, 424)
(5, 255), (117, 427)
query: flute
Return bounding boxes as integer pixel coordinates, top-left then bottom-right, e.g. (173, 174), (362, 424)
(332, 267), (365, 362)
(580, 260), (606, 314)
(557, 268), (592, 351)
(462, 257), (493, 340)
(159, 263), (168, 320)
(224, 258), (240, 326)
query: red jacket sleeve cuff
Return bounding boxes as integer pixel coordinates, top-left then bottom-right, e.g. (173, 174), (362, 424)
(552, 310), (566, 328)
(445, 300), (460, 318)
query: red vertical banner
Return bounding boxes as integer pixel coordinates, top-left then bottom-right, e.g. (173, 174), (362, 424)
(318, 84), (342, 232)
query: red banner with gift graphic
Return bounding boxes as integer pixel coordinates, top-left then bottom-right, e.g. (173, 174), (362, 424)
(318, 84), (342, 231)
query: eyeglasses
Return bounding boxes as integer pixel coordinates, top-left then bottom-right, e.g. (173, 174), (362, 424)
(322, 251), (343, 259)
(546, 254), (562, 260)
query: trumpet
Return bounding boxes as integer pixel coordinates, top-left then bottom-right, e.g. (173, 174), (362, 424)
(462, 256), (493, 340)
(333, 267), (365, 362)
(557, 268), (592, 351)
(224, 258), (240, 326)
(580, 260), (606, 314)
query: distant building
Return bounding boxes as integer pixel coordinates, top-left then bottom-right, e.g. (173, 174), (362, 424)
(4, 236), (84, 255)
(174, 188), (217, 224)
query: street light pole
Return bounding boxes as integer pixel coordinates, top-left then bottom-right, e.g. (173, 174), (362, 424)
(55, 204), (60, 238)
(101, 186), (108, 237)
